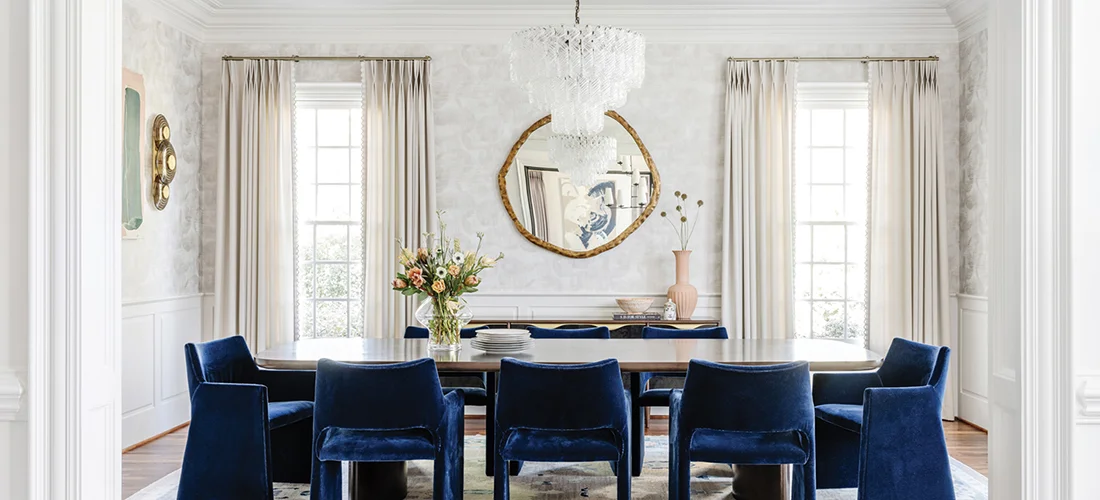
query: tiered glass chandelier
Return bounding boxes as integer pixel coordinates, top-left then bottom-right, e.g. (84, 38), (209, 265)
(507, 0), (645, 187)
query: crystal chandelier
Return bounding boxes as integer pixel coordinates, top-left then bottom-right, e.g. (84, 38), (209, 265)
(507, 0), (645, 187)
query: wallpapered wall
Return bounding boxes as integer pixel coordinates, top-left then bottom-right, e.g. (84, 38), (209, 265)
(122, 5), (204, 302)
(959, 30), (989, 296)
(198, 42), (963, 297)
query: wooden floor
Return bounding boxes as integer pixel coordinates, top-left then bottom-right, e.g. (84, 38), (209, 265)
(121, 418), (987, 497)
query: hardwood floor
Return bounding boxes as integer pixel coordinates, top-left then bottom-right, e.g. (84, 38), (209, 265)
(121, 418), (988, 497)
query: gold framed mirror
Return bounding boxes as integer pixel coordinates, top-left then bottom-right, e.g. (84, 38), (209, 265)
(498, 111), (660, 258)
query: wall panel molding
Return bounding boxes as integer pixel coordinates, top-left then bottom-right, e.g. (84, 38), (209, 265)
(956, 294), (989, 428)
(0, 372), (23, 421)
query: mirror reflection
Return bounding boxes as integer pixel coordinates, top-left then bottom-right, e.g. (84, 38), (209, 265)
(499, 112), (659, 258)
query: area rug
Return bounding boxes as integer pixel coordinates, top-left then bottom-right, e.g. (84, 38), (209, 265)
(128, 435), (987, 499)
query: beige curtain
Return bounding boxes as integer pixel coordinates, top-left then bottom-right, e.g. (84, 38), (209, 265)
(721, 60), (798, 339)
(213, 60), (296, 352)
(361, 60), (436, 338)
(868, 61), (953, 416)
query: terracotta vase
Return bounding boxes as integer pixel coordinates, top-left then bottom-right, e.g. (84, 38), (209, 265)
(667, 250), (698, 320)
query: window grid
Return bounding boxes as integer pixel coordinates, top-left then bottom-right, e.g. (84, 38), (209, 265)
(793, 91), (869, 344)
(295, 89), (364, 340)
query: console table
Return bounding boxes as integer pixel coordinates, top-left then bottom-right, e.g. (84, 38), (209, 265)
(468, 318), (720, 330)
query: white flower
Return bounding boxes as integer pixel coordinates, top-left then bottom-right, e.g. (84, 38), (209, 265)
(452, 253), (466, 266)
(479, 256), (496, 267)
(435, 267), (447, 279)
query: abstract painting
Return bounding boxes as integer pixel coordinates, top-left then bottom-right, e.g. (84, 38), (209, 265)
(122, 69), (146, 237)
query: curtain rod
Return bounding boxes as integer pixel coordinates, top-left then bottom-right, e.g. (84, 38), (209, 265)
(727, 56), (938, 63)
(221, 55), (431, 62)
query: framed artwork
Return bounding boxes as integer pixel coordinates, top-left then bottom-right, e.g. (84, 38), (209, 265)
(121, 69), (145, 238)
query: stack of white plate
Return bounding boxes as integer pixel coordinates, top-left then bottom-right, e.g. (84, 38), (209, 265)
(471, 328), (532, 353)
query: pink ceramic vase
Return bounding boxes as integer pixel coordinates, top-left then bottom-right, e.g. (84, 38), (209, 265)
(667, 250), (698, 320)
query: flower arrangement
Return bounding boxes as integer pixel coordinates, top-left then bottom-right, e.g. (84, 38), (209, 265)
(660, 190), (704, 251)
(392, 211), (504, 350)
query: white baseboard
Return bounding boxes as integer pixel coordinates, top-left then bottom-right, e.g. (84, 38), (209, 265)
(121, 294), (209, 448)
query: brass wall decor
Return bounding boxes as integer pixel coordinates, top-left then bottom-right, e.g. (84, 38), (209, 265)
(151, 114), (176, 211)
(498, 111), (661, 259)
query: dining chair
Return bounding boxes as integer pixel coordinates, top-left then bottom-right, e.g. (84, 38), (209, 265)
(178, 336), (315, 499)
(813, 338), (954, 499)
(668, 360), (816, 500)
(525, 325), (611, 339)
(630, 326), (728, 476)
(310, 358), (464, 500)
(494, 357), (631, 500)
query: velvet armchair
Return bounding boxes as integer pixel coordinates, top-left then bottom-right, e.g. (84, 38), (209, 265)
(494, 357), (631, 500)
(668, 360), (816, 500)
(813, 337), (953, 499)
(526, 325), (611, 339)
(631, 326), (728, 475)
(310, 358), (464, 500)
(181, 335), (315, 494)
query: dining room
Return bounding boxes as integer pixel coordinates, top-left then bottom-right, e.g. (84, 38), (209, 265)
(101, 0), (1004, 498)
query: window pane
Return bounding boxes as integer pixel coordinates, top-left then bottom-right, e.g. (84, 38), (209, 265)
(350, 112), (363, 147)
(847, 302), (867, 339)
(795, 185), (811, 221)
(317, 148), (351, 183)
(795, 225), (811, 262)
(315, 301), (348, 338)
(847, 264), (866, 299)
(845, 147), (867, 186)
(847, 226), (867, 265)
(812, 226), (845, 262)
(297, 182), (316, 221)
(315, 225), (348, 261)
(316, 186), (351, 221)
(809, 185), (844, 220)
(315, 264), (349, 298)
(297, 225), (314, 262)
(349, 300), (363, 338)
(350, 148), (363, 183)
(296, 109), (316, 147)
(794, 147), (810, 184)
(795, 263), (812, 299)
(845, 184), (866, 221)
(846, 108), (868, 146)
(812, 301), (846, 339)
(811, 148), (845, 184)
(795, 301), (812, 338)
(317, 109), (351, 146)
(349, 263), (363, 300)
(297, 147), (316, 185)
(300, 263), (315, 298)
(797, 111), (811, 149)
(812, 264), (845, 299)
(299, 301), (315, 339)
(811, 109), (844, 146)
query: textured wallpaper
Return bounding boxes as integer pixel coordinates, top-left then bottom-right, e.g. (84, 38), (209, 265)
(122, 5), (204, 302)
(959, 30), (988, 296)
(199, 41), (963, 296)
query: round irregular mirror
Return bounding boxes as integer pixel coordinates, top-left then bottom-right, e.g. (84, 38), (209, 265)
(498, 111), (660, 258)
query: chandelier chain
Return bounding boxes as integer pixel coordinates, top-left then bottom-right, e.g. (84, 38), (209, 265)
(575, 0), (581, 24)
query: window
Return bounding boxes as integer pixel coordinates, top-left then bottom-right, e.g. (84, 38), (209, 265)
(792, 83), (869, 344)
(294, 83), (364, 339)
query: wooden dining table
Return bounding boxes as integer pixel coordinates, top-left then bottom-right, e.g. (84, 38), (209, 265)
(256, 337), (881, 499)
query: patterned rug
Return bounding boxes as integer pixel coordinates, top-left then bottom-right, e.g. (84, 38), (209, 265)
(129, 435), (987, 499)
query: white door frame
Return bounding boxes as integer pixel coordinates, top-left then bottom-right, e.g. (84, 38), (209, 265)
(20, 0), (1081, 498)
(26, 0), (123, 498)
(986, 0), (1074, 498)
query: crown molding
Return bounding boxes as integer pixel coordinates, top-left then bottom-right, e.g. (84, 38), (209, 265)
(127, 0), (212, 42)
(946, 0), (987, 40)
(133, 2), (967, 44)
(0, 370), (24, 421)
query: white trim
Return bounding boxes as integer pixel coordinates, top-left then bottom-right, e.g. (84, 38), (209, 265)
(294, 82), (363, 108)
(796, 82), (870, 109)
(121, 293), (208, 308)
(132, 2), (969, 44)
(0, 372), (23, 421)
(947, 0), (988, 41)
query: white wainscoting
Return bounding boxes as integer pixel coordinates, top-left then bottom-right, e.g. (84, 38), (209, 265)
(956, 294), (989, 429)
(121, 294), (211, 448)
(463, 291), (722, 321)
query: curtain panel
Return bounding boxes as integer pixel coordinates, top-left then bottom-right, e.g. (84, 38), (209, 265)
(361, 60), (437, 338)
(721, 60), (799, 339)
(213, 60), (296, 352)
(867, 61), (954, 417)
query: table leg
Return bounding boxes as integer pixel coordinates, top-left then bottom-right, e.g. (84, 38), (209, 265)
(730, 464), (790, 500)
(629, 373), (645, 477)
(349, 461), (408, 500)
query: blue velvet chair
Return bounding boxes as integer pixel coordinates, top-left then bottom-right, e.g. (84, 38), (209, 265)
(310, 358), (464, 500)
(813, 338), (953, 499)
(494, 358), (631, 499)
(526, 325), (611, 339)
(179, 335), (315, 499)
(630, 326), (728, 476)
(668, 360), (816, 500)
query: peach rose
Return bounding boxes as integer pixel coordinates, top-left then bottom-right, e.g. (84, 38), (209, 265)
(431, 280), (446, 294)
(417, 247), (430, 262)
(448, 264), (460, 277)
(392, 278), (407, 289)
(464, 275), (480, 286)
(407, 267), (426, 287)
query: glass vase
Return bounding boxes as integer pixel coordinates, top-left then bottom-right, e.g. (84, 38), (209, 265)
(415, 297), (473, 351)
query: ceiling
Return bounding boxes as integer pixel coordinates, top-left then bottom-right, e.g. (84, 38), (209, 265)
(136, 0), (986, 44)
